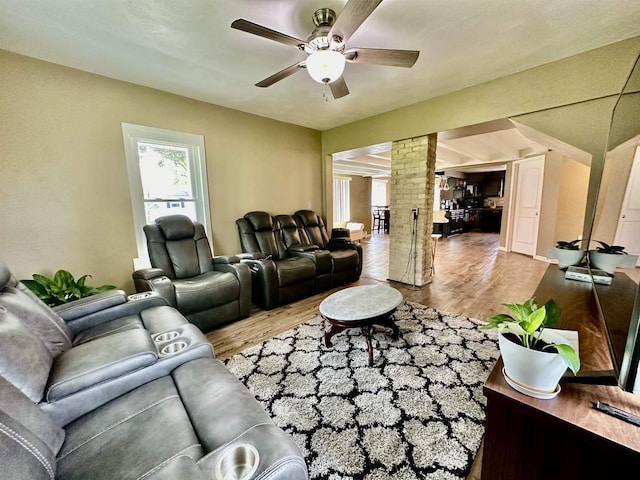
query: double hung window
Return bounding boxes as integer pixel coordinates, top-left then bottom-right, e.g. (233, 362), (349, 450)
(122, 123), (211, 267)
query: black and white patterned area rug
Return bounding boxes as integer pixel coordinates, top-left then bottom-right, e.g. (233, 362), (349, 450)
(224, 301), (499, 480)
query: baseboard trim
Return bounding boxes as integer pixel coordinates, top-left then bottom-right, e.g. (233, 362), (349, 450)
(534, 255), (554, 263)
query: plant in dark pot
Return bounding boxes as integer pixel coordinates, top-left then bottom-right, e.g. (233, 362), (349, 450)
(22, 269), (116, 307)
(482, 298), (580, 399)
(588, 241), (638, 274)
(546, 239), (585, 269)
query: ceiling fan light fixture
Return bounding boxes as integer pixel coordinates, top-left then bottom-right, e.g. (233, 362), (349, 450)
(306, 50), (345, 84)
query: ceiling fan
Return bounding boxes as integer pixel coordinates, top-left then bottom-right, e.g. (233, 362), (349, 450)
(231, 0), (419, 99)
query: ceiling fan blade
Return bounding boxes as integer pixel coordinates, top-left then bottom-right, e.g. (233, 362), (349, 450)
(329, 0), (382, 43)
(231, 19), (308, 49)
(329, 76), (350, 99)
(344, 48), (419, 67)
(255, 62), (306, 88)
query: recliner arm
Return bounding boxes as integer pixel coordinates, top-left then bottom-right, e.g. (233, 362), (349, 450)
(212, 255), (240, 264)
(239, 257), (278, 310)
(213, 262), (251, 318)
(53, 289), (128, 321)
(132, 267), (165, 280)
(133, 268), (177, 309)
(327, 238), (359, 251)
(59, 292), (170, 335)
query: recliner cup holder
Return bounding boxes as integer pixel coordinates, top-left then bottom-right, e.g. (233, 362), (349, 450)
(215, 443), (259, 480)
(127, 292), (154, 301)
(154, 330), (181, 343)
(160, 341), (188, 355)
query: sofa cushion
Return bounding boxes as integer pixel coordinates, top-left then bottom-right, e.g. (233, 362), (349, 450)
(275, 257), (316, 288)
(0, 283), (73, 357)
(0, 309), (52, 402)
(295, 210), (330, 248)
(72, 315), (144, 345)
(46, 329), (157, 402)
(0, 406), (58, 480)
(0, 375), (64, 455)
(57, 376), (204, 480)
(173, 271), (239, 316)
(329, 249), (360, 273)
(156, 214), (196, 240)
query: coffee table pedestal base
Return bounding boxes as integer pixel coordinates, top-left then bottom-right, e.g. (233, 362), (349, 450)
(323, 313), (399, 366)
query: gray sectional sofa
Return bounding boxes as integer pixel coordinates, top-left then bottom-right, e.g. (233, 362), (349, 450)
(0, 261), (307, 480)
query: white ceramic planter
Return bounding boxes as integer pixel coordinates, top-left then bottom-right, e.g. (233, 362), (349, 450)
(546, 247), (585, 269)
(588, 251), (639, 274)
(499, 326), (570, 394)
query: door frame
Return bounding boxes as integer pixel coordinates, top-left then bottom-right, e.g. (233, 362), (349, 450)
(506, 155), (546, 255)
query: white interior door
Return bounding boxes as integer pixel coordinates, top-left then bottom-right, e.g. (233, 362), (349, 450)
(511, 156), (545, 256)
(614, 146), (640, 258)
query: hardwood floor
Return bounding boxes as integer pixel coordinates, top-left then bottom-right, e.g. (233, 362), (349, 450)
(207, 231), (549, 359)
(205, 231), (549, 480)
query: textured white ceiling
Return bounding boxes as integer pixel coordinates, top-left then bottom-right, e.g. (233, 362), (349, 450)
(1, 0), (640, 130)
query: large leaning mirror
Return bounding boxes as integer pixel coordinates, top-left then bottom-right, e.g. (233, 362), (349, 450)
(591, 51), (640, 393)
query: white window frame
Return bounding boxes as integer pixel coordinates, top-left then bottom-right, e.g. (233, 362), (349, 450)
(333, 176), (351, 223)
(122, 123), (211, 269)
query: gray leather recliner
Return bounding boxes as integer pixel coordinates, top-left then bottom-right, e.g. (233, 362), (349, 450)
(0, 261), (214, 426)
(133, 215), (252, 331)
(0, 260), (308, 480)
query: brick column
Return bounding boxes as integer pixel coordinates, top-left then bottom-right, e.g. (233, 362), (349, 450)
(388, 133), (437, 286)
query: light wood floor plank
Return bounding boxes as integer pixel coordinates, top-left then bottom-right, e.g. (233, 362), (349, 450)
(207, 231), (548, 359)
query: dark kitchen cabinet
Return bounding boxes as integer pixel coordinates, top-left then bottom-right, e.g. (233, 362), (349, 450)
(466, 208), (483, 231)
(483, 172), (505, 197)
(464, 208), (503, 233)
(482, 209), (503, 232)
(448, 209), (465, 235)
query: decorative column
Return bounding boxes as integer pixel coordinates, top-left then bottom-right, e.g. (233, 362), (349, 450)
(388, 133), (437, 286)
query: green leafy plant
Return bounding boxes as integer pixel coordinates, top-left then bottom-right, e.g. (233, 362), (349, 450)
(594, 241), (627, 255)
(482, 298), (580, 375)
(22, 270), (116, 307)
(555, 239), (581, 250)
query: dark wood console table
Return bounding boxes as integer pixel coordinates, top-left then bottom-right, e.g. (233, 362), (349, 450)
(481, 265), (640, 479)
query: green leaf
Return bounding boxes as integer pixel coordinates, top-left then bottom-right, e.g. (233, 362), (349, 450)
(482, 314), (516, 330)
(95, 284), (116, 292)
(502, 302), (532, 322)
(53, 269), (74, 285)
(554, 343), (581, 375)
(520, 306), (546, 335)
(20, 268), (116, 306)
(543, 299), (561, 327)
(21, 279), (47, 297)
(32, 274), (52, 288)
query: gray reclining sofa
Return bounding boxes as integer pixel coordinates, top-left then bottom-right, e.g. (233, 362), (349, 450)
(236, 210), (362, 309)
(0, 261), (307, 480)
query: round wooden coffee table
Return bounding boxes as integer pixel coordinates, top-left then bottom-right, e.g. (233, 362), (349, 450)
(320, 285), (403, 366)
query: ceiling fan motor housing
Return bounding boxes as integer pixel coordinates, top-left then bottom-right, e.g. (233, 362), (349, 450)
(305, 8), (343, 53)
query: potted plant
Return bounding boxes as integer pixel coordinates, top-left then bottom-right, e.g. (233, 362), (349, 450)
(546, 239), (585, 269)
(22, 269), (116, 307)
(482, 298), (580, 398)
(588, 241), (638, 274)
